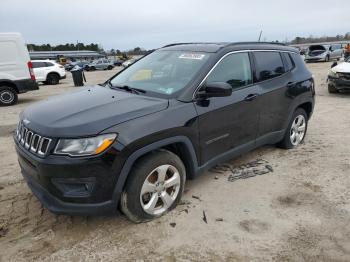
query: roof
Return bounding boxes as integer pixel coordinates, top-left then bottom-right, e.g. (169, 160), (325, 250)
(160, 42), (297, 53)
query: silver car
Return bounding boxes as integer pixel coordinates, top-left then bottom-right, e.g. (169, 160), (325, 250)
(305, 44), (343, 62)
(86, 59), (114, 71)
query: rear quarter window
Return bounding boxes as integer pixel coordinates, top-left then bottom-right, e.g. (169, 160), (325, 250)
(281, 52), (295, 72)
(253, 51), (285, 82)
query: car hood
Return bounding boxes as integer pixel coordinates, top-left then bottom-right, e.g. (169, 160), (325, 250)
(333, 62), (350, 73)
(21, 85), (169, 138)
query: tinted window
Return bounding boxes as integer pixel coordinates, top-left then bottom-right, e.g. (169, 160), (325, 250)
(254, 52), (285, 82)
(32, 62), (46, 68)
(45, 62), (54, 67)
(206, 52), (252, 89)
(282, 52), (294, 72)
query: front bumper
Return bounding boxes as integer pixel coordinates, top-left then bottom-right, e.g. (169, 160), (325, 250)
(15, 137), (124, 215)
(60, 74), (67, 80)
(305, 56), (326, 62)
(328, 77), (350, 90)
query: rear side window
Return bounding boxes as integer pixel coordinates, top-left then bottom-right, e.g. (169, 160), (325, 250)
(206, 52), (252, 89)
(45, 62), (54, 67)
(253, 51), (285, 82)
(281, 52), (294, 72)
(32, 62), (46, 68)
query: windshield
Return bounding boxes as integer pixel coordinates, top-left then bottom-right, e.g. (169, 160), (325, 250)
(109, 50), (211, 97)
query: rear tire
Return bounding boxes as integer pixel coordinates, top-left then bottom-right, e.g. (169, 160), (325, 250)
(45, 73), (60, 85)
(328, 84), (338, 93)
(325, 55), (330, 62)
(90, 66), (96, 71)
(278, 108), (308, 149)
(107, 65), (113, 70)
(120, 150), (186, 223)
(0, 86), (18, 106)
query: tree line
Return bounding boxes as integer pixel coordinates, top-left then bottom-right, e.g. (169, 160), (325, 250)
(290, 33), (350, 44)
(27, 43), (101, 52)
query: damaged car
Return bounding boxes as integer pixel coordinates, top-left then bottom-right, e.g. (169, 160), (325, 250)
(305, 44), (343, 62)
(14, 42), (315, 222)
(328, 56), (350, 93)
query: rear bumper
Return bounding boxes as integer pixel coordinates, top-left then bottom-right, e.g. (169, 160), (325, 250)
(15, 79), (39, 93)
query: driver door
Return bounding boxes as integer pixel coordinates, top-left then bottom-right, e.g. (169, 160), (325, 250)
(194, 52), (260, 165)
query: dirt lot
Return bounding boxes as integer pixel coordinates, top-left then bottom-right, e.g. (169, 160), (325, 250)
(0, 63), (350, 261)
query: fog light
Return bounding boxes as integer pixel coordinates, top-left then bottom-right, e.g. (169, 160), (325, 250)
(52, 178), (95, 197)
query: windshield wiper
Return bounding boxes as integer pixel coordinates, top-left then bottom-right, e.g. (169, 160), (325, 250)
(110, 84), (146, 94)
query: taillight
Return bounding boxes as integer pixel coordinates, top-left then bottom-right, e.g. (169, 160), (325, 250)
(27, 61), (36, 81)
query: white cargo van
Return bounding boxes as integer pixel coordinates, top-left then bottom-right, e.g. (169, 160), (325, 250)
(0, 33), (38, 106)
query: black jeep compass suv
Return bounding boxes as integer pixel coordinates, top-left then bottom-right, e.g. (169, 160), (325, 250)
(14, 42), (315, 222)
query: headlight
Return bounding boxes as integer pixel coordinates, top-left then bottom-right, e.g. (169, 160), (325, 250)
(328, 70), (339, 78)
(54, 133), (117, 156)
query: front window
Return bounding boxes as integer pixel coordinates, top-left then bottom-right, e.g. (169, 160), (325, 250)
(205, 52), (252, 90)
(109, 51), (211, 97)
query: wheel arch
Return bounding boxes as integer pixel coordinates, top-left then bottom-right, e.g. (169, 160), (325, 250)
(111, 136), (199, 205)
(46, 71), (60, 80)
(298, 101), (313, 119)
(0, 80), (19, 93)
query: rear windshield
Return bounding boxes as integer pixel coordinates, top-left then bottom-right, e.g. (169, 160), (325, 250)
(110, 50), (211, 97)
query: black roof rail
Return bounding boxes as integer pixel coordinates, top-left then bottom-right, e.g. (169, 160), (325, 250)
(224, 42), (287, 47)
(162, 42), (225, 48)
(162, 42), (287, 49)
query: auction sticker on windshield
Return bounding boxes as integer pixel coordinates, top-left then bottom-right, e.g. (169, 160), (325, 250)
(179, 53), (206, 60)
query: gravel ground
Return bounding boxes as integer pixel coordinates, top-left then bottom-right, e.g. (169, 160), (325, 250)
(0, 62), (350, 261)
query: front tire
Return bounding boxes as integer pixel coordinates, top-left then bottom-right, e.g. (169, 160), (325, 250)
(328, 84), (338, 93)
(0, 86), (18, 106)
(121, 150), (186, 223)
(278, 108), (308, 149)
(325, 55), (330, 62)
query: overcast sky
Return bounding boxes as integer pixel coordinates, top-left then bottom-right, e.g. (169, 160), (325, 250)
(1, 0), (350, 50)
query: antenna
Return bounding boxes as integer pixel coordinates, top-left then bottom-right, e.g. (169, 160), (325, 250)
(258, 30), (263, 42)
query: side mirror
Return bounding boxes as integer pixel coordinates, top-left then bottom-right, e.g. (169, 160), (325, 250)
(196, 82), (232, 99)
(331, 61), (338, 68)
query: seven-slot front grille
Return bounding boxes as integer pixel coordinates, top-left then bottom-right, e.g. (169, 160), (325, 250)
(16, 121), (52, 157)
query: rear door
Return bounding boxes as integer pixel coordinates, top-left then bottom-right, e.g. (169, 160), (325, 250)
(252, 51), (292, 141)
(194, 52), (260, 164)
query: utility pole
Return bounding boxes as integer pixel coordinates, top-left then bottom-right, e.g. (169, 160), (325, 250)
(258, 30), (263, 42)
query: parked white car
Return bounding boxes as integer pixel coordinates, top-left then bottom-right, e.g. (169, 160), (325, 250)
(122, 58), (138, 68)
(328, 56), (350, 93)
(0, 32), (38, 106)
(32, 60), (66, 85)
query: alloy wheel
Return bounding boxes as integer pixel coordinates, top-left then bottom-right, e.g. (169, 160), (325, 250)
(290, 115), (306, 146)
(140, 164), (181, 216)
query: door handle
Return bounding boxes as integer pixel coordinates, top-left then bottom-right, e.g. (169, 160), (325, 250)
(244, 93), (259, 102)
